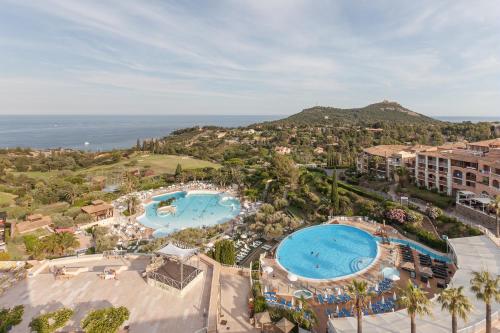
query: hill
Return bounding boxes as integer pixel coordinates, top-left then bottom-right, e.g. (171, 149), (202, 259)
(273, 101), (441, 126)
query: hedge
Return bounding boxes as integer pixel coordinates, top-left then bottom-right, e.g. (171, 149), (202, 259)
(338, 181), (386, 202)
(400, 223), (447, 252)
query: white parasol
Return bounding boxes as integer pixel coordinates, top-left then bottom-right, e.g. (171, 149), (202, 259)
(263, 266), (273, 274)
(393, 291), (397, 301)
(287, 273), (298, 282)
(381, 295), (385, 305)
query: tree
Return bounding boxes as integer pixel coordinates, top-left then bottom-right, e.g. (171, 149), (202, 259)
(126, 195), (140, 215)
(175, 163), (183, 182)
(470, 270), (500, 333)
(330, 171), (339, 216)
(437, 286), (472, 333)
(0, 305), (24, 333)
(81, 306), (129, 333)
(345, 280), (374, 333)
(488, 195), (500, 238)
(213, 240), (235, 265)
(398, 281), (432, 333)
(30, 308), (74, 333)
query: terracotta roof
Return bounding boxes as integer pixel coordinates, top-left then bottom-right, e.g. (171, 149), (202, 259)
(467, 138), (500, 148)
(81, 202), (113, 215)
(16, 215), (52, 233)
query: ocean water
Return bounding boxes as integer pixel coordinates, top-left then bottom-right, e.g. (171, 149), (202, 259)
(435, 116), (500, 123)
(0, 114), (282, 151)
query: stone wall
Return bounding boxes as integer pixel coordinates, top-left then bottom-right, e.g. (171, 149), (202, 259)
(456, 203), (496, 226)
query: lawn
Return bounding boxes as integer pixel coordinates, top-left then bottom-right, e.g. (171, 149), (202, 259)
(0, 192), (17, 206)
(14, 154), (221, 181)
(84, 154), (220, 176)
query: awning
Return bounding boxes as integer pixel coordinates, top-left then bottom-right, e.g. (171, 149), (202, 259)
(472, 197), (491, 205)
(156, 243), (197, 261)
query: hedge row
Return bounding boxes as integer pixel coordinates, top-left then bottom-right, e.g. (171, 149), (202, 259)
(338, 181), (386, 202)
(401, 222), (447, 252)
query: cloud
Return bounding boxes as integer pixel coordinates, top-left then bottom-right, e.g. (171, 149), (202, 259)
(0, 0), (499, 115)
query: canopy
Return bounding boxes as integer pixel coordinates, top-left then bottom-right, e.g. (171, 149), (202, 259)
(387, 274), (400, 281)
(287, 273), (298, 282)
(472, 197), (492, 204)
(275, 317), (295, 333)
(255, 311), (271, 325)
(156, 243), (197, 261)
(263, 266), (274, 274)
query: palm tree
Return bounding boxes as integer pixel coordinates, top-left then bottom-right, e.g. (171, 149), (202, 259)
(398, 281), (432, 333)
(345, 280), (374, 333)
(470, 270), (500, 333)
(126, 195), (140, 215)
(292, 295), (317, 330)
(437, 286), (473, 333)
(488, 195), (500, 238)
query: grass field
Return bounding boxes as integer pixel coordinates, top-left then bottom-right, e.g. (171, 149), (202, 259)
(14, 154), (221, 180)
(0, 192), (17, 206)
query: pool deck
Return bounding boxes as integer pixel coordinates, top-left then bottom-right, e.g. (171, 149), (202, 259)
(328, 235), (500, 333)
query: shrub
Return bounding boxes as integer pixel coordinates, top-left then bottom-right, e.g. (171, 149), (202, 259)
(81, 306), (129, 333)
(0, 305), (24, 333)
(253, 296), (267, 313)
(426, 206), (443, 220)
(30, 308), (74, 333)
(386, 208), (406, 224)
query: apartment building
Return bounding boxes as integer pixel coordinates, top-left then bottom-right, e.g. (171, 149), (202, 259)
(356, 144), (432, 180)
(415, 138), (500, 198)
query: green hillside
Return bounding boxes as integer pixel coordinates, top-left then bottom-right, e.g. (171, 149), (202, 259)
(273, 101), (441, 126)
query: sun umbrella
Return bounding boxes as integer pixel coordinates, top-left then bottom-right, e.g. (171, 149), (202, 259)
(263, 266), (273, 274)
(338, 288), (342, 296)
(287, 273), (298, 282)
(393, 291), (397, 301)
(375, 283), (379, 292)
(336, 305), (339, 313)
(381, 296), (385, 305)
(264, 285), (268, 293)
(387, 274), (400, 281)
(369, 300), (372, 310)
(241, 234), (247, 239)
(275, 317), (295, 333)
(427, 279), (431, 289)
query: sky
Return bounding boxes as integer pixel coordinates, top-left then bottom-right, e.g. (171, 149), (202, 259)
(0, 0), (499, 116)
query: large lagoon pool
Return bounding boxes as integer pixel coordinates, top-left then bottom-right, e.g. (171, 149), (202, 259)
(276, 224), (379, 281)
(138, 191), (241, 237)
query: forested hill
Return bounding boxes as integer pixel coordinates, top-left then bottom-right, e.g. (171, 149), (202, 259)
(272, 101), (441, 126)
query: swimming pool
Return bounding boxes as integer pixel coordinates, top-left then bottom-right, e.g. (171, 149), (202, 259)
(276, 224), (379, 281)
(138, 191), (241, 237)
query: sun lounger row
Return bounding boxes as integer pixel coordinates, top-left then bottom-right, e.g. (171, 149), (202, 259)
(418, 254), (432, 267)
(316, 293), (352, 305)
(399, 244), (414, 263)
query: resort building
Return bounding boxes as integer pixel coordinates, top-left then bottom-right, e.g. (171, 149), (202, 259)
(356, 144), (432, 180)
(14, 214), (52, 235)
(415, 138), (500, 197)
(81, 200), (114, 221)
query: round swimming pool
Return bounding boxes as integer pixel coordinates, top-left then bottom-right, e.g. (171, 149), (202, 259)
(276, 224), (379, 281)
(138, 191), (241, 237)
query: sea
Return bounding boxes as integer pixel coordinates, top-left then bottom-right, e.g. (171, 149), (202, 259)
(0, 114), (498, 151)
(0, 115), (282, 151)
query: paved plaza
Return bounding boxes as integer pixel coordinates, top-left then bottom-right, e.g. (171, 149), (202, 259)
(0, 256), (212, 333)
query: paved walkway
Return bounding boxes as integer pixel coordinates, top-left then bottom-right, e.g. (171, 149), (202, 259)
(328, 236), (500, 332)
(219, 272), (259, 333)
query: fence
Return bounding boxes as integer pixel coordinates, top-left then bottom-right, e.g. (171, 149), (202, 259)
(475, 225), (500, 247)
(147, 267), (202, 290)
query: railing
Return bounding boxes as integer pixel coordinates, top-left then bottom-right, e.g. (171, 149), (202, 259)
(147, 267), (202, 290)
(475, 224), (500, 247)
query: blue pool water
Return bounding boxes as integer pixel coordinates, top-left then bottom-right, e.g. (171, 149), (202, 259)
(276, 225), (379, 280)
(138, 191), (241, 237)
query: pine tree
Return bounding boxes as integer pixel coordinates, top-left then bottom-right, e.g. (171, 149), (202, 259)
(330, 170), (339, 216)
(136, 138), (141, 151)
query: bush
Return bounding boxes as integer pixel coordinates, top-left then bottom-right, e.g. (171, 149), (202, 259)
(386, 208), (406, 224)
(212, 239), (235, 265)
(426, 206), (443, 220)
(253, 296), (267, 313)
(338, 181), (385, 202)
(30, 308), (74, 333)
(0, 305), (24, 333)
(400, 223), (447, 252)
(81, 306), (129, 333)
